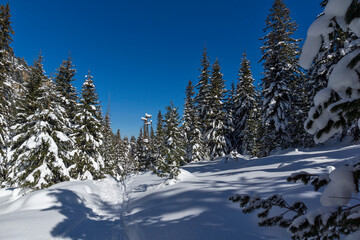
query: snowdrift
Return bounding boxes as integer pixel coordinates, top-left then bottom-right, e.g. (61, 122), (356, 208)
(0, 143), (359, 239)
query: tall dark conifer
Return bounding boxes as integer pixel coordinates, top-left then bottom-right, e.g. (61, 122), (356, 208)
(260, 0), (302, 153)
(233, 53), (256, 153)
(183, 81), (205, 162)
(0, 3), (14, 166)
(206, 59), (228, 159)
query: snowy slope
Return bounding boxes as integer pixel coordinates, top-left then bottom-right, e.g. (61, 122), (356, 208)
(0, 143), (359, 239)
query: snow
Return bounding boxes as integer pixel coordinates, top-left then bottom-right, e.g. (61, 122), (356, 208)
(314, 88), (332, 107)
(299, 15), (332, 69)
(0, 144), (360, 239)
(324, 0), (352, 17)
(320, 165), (356, 206)
(328, 50), (360, 99)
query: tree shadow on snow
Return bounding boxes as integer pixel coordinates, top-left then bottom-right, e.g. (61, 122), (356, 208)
(42, 189), (123, 240)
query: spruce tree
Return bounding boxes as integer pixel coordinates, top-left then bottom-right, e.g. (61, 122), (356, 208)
(0, 3), (14, 165)
(153, 111), (165, 163)
(54, 56), (78, 121)
(102, 112), (119, 178)
(154, 102), (185, 179)
(304, 17), (358, 143)
(233, 52), (256, 153)
(183, 81), (205, 162)
(8, 55), (72, 189)
(242, 91), (264, 158)
(260, 0), (303, 153)
(71, 72), (104, 180)
(194, 48), (211, 158)
(206, 59), (228, 160)
(224, 82), (236, 154)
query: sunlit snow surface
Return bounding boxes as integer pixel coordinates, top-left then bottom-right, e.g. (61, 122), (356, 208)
(0, 143), (360, 239)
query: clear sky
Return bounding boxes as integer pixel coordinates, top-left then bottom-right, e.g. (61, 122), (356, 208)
(8, 0), (322, 138)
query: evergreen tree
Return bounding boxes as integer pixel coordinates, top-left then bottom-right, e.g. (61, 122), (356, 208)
(102, 112), (119, 178)
(260, 0), (303, 153)
(231, 2), (360, 238)
(8, 55), (72, 189)
(206, 59), (228, 159)
(224, 82), (236, 153)
(0, 3), (14, 165)
(304, 17), (358, 143)
(127, 135), (138, 173)
(233, 52), (256, 153)
(54, 56), (78, 121)
(71, 72), (104, 180)
(183, 80), (205, 162)
(154, 102), (185, 179)
(153, 111), (165, 163)
(242, 91), (264, 157)
(194, 48), (211, 158)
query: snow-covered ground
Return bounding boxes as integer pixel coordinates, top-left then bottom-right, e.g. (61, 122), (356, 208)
(0, 143), (359, 239)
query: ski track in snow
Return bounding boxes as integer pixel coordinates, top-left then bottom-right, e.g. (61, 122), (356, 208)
(0, 143), (359, 239)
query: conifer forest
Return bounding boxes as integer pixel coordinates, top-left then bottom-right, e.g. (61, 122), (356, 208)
(1, 0), (360, 239)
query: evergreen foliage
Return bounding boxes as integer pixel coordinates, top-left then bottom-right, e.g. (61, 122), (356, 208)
(183, 80), (205, 162)
(54, 56), (78, 121)
(260, 0), (303, 153)
(154, 102), (185, 179)
(0, 3), (14, 166)
(71, 73), (104, 180)
(242, 91), (264, 158)
(8, 55), (72, 189)
(233, 53), (256, 153)
(206, 59), (228, 160)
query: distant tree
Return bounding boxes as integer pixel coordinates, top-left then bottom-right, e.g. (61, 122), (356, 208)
(153, 111), (165, 163)
(183, 80), (205, 162)
(54, 56), (78, 121)
(154, 102), (185, 179)
(242, 91), (264, 157)
(224, 82), (236, 153)
(233, 52), (256, 153)
(195, 48), (211, 158)
(206, 59), (228, 159)
(102, 112), (118, 178)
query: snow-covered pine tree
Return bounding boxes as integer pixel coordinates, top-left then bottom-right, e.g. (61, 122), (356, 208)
(233, 52), (256, 154)
(232, 1), (360, 238)
(0, 3), (14, 166)
(137, 114), (153, 171)
(304, 15), (358, 143)
(260, 0), (302, 153)
(71, 72), (104, 180)
(194, 48), (211, 157)
(127, 135), (138, 173)
(242, 90), (264, 158)
(102, 112), (119, 178)
(118, 134), (131, 176)
(154, 102), (185, 179)
(183, 80), (205, 163)
(224, 82), (236, 154)
(8, 54), (72, 190)
(153, 111), (165, 163)
(206, 59), (228, 160)
(54, 56), (78, 122)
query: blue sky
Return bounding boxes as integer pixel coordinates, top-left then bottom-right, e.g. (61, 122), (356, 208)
(8, 0), (322, 138)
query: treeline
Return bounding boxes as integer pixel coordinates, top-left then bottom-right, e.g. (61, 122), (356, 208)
(0, 0), (359, 191)
(136, 0), (359, 178)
